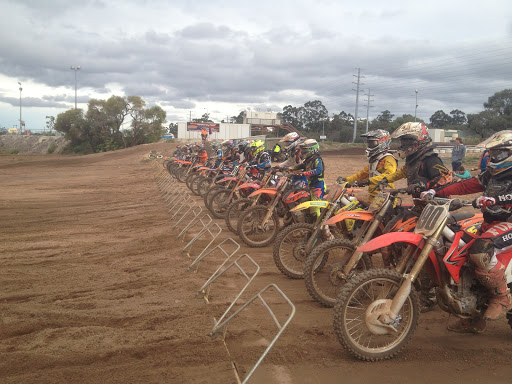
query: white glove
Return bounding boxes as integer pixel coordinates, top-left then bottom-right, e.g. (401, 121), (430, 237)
(420, 189), (436, 199)
(474, 196), (496, 208)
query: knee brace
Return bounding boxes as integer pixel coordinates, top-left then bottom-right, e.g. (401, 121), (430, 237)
(469, 238), (497, 271)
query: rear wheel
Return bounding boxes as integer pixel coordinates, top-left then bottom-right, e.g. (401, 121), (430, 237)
(304, 238), (371, 307)
(237, 205), (279, 248)
(333, 268), (419, 361)
(273, 223), (318, 279)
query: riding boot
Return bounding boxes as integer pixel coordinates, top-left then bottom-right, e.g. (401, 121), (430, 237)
(447, 317), (486, 333)
(474, 262), (512, 321)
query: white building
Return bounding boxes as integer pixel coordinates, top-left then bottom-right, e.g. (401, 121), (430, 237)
(177, 122), (251, 141)
(429, 128), (459, 143)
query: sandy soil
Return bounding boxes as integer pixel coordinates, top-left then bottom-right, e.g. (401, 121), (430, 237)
(1, 144), (511, 384)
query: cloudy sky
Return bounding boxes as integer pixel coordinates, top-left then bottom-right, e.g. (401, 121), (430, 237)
(1, 0), (511, 132)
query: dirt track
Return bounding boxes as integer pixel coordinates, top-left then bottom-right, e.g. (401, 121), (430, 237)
(1, 144), (511, 384)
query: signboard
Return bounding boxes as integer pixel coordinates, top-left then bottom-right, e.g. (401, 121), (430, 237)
(187, 122), (219, 132)
(320, 135), (327, 140)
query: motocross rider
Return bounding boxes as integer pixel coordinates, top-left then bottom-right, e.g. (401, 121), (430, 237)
(292, 139), (325, 218)
(340, 130), (397, 201)
(377, 122), (452, 194)
(424, 130), (512, 332)
(249, 140), (271, 171)
(276, 132), (308, 189)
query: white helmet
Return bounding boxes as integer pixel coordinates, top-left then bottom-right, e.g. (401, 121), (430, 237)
(483, 130), (512, 176)
(361, 129), (391, 160)
(391, 122), (431, 159)
(279, 132), (300, 151)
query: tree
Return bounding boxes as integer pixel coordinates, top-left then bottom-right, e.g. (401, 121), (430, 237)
(168, 123), (178, 136)
(449, 109), (467, 125)
(192, 113), (213, 123)
(483, 89), (512, 116)
(389, 114), (425, 132)
(429, 110), (452, 128)
(281, 105), (303, 129)
(54, 109), (93, 152)
(466, 89), (512, 138)
(377, 110), (394, 123)
(303, 100), (328, 131)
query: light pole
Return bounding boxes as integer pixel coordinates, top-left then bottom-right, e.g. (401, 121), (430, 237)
(414, 89), (418, 122)
(70, 65), (80, 109)
(18, 82), (22, 134)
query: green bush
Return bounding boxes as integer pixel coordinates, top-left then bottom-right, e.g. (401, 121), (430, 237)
(47, 144), (57, 154)
(10, 149), (19, 154)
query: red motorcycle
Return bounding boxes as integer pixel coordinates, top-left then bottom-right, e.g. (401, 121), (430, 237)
(333, 196), (512, 361)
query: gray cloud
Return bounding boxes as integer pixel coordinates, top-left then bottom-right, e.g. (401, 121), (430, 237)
(0, 0), (511, 129)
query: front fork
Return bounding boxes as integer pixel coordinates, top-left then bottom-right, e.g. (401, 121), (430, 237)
(386, 217), (449, 320)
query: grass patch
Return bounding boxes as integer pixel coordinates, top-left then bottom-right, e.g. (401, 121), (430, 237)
(10, 149), (19, 154)
(47, 144), (57, 154)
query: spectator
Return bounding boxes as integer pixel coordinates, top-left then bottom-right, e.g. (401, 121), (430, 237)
(201, 127), (208, 142)
(451, 137), (466, 172)
(454, 165), (471, 180)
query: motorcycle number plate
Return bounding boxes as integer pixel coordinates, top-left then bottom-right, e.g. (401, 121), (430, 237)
(368, 192), (390, 213)
(415, 204), (449, 236)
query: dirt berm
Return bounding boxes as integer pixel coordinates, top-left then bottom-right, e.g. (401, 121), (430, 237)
(0, 135), (69, 154)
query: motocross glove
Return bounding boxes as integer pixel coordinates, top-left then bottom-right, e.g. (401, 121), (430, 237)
(336, 176), (346, 184)
(473, 196), (496, 208)
(420, 189), (436, 200)
(376, 178), (389, 191)
(358, 179), (370, 187)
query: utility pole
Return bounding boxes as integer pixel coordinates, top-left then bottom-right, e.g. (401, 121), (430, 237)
(415, 89), (419, 121)
(189, 111), (192, 122)
(352, 68), (364, 143)
(70, 66), (80, 109)
(18, 82), (22, 134)
(364, 88), (374, 133)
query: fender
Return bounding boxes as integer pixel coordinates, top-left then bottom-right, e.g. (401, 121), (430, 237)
(358, 232), (442, 282)
(249, 188), (278, 198)
(237, 183), (261, 191)
(324, 211), (374, 226)
(358, 232), (424, 253)
(217, 176), (237, 183)
(290, 200), (330, 212)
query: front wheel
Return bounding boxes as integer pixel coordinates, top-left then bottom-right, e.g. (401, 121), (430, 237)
(333, 268), (419, 361)
(304, 238), (371, 307)
(237, 205), (279, 248)
(273, 223), (317, 279)
(225, 198), (253, 235)
(209, 189), (234, 219)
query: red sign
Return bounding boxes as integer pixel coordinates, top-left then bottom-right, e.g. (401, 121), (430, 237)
(187, 122), (219, 132)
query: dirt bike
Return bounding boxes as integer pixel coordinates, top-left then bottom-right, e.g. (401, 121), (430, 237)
(332, 196), (509, 361)
(185, 158), (216, 191)
(236, 173), (311, 248)
(203, 163), (241, 208)
(194, 161), (231, 197)
(207, 165), (249, 218)
(304, 189), (484, 308)
(272, 182), (364, 279)
(224, 167), (277, 234)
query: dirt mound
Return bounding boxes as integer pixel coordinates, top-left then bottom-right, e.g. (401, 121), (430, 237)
(0, 135), (69, 154)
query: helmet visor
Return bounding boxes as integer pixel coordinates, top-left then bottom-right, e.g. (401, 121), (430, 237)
(489, 148), (511, 163)
(367, 139), (379, 149)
